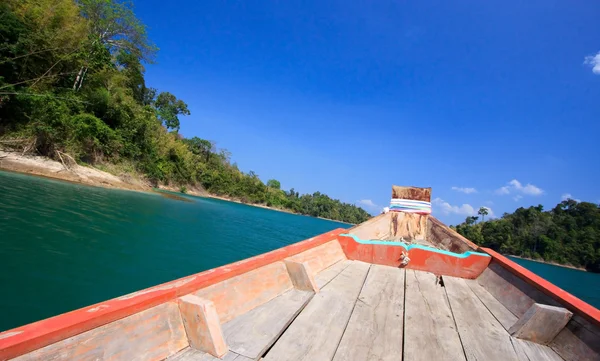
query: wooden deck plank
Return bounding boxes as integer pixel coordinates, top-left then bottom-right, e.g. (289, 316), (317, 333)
(550, 314), (600, 361)
(404, 270), (466, 361)
(168, 348), (252, 361)
(315, 260), (351, 289)
(332, 265), (405, 361)
(222, 289), (313, 359)
(511, 338), (564, 361)
(262, 261), (371, 361)
(465, 279), (518, 330)
(444, 276), (520, 361)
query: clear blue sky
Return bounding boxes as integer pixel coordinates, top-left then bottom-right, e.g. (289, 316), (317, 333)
(134, 0), (600, 225)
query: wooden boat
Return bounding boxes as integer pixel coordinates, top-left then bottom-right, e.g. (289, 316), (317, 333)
(1, 185), (598, 361)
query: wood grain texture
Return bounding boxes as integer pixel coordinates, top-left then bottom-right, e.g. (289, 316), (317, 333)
(465, 279), (518, 330)
(284, 259), (319, 292)
(476, 261), (560, 317)
(549, 315), (600, 361)
(177, 295), (227, 357)
(391, 185), (431, 202)
(168, 348), (252, 361)
(481, 247), (600, 326)
(13, 302), (187, 361)
(444, 276), (520, 361)
(511, 338), (564, 361)
(509, 303), (572, 344)
(345, 213), (391, 240)
(287, 240), (346, 275)
(315, 260), (351, 289)
(222, 289), (313, 359)
(426, 217), (479, 253)
(404, 270), (466, 361)
(262, 261), (371, 361)
(477, 260), (599, 361)
(390, 212), (427, 242)
(193, 261), (293, 323)
(332, 265), (404, 361)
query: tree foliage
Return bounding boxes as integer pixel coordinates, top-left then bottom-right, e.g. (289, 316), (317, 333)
(0, 0), (370, 224)
(77, 0), (157, 62)
(452, 200), (600, 272)
(267, 179), (281, 189)
(478, 207), (489, 222)
(0, 0), (87, 93)
(154, 92), (190, 131)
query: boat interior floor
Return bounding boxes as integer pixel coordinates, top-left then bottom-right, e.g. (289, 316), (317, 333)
(167, 261), (564, 361)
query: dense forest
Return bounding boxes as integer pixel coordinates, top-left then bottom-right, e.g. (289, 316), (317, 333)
(0, 0), (370, 224)
(451, 200), (600, 273)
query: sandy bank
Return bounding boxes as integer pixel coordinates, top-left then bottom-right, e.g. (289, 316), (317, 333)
(0, 150), (209, 198)
(0, 150), (151, 192)
(154, 184), (207, 198)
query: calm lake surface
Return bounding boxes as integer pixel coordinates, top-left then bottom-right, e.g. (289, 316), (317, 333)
(508, 256), (600, 309)
(1, 171), (599, 332)
(0, 170), (349, 332)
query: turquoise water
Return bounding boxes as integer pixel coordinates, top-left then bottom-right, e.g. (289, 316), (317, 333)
(0, 170), (349, 332)
(508, 256), (600, 309)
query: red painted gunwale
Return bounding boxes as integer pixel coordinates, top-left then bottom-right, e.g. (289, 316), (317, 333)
(480, 247), (600, 327)
(0, 228), (346, 361)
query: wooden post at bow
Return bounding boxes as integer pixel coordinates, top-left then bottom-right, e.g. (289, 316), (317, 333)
(389, 185), (432, 242)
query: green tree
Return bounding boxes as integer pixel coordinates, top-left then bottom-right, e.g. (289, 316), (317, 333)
(77, 0), (157, 61)
(154, 92), (190, 131)
(183, 137), (213, 161)
(72, 0), (158, 90)
(0, 0), (88, 93)
(465, 216), (478, 225)
(478, 207), (489, 222)
(454, 202), (600, 272)
(267, 179), (281, 189)
(115, 50), (154, 104)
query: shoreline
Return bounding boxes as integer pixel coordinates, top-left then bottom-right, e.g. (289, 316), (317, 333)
(205, 194), (294, 214)
(203, 194), (354, 225)
(508, 254), (587, 272)
(0, 150), (152, 193)
(0, 150), (354, 225)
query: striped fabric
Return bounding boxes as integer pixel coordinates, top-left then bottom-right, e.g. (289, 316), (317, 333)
(389, 198), (431, 214)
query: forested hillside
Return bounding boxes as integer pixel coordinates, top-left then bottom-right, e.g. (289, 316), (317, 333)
(452, 200), (600, 272)
(0, 0), (370, 224)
